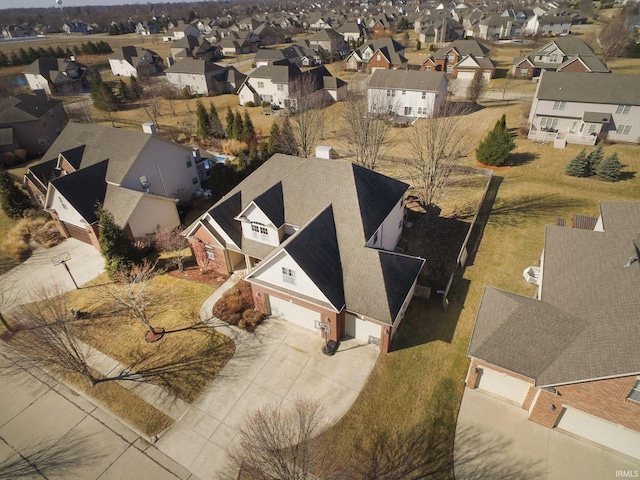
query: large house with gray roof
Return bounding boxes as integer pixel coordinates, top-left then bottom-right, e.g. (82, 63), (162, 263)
(184, 154), (424, 353)
(465, 201), (640, 460)
(23, 123), (202, 248)
(528, 72), (640, 146)
(0, 93), (68, 158)
(368, 70), (448, 118)
(512, 37), (608, 79)
(108, 46), (164, 78)
(165, 59), (245, 96)
(22, 56), (91, 96)
(421, 39), (495, 80)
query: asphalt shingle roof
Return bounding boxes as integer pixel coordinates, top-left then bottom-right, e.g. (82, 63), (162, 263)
(536, 72), (640, 106)
(0, 93), (62, 124)
(469, 202), (640, 386)
(369, 70), (446, 91)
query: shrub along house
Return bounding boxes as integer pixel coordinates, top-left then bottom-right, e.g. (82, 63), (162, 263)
(183, 154), (425, 352)
(466, 202), (640, 460)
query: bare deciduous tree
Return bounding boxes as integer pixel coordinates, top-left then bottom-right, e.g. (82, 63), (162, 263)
(154, 226), (188, 271)
(95, 260), (167, 340)
(401, 102), (474, 209)
(7, 283), (100, 386)
(598, 14), (634, 58)
(0, 275), (16, 332)
(289, 73), (325, 158)
(340, 85), (392, 171)
(466, 69), (487, 104)
(222, 398), (340, 480)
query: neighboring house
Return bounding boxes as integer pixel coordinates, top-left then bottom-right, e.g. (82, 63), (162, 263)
(219, 30), (258, 55)
(135, 21), (158, 35)
(23, 122), (202, 247)
(0, 93), (68, 157)
(344, 38), (408, 73)
(477, 13), (520, 40)
(534, 14), (573, 36)
(22, 56), (91, 96)
(183, 154), (425, 353)
(419, 17), (464, 44)
(528, 72), (640, 146)
(165, 58), (245, 96)
(367, 70), (448, 118)
(62, 21), (89, 35)
(172, 20), (200, 40)
(465, 201), (640, 461)
(336, 21), (368, 45)
(308, 28), (349, 58)
(238, 64), (346, 107)
(421, 39), (495, 80)
(512, 37), (609, 79)
(108, 46), (164, 78)
(2, 24), (28, 38)
(254, 44), (321, 68)
(170, 35), (222, 62)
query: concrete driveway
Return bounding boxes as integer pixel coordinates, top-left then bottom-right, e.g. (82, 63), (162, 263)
(1, 238), (105, 309)
(155, 315), (380, 479)
(454, 388), (640, 480)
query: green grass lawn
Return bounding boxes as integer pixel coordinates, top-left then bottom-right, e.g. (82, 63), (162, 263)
(319, 104), (640, 478)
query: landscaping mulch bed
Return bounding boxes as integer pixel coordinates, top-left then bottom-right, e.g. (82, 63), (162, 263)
(167, 263), (228, 287)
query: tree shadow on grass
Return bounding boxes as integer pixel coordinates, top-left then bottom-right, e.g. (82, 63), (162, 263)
(488, 193), (589, 228)
(507, 151), (538, 166)
(618, 170), (636, 181)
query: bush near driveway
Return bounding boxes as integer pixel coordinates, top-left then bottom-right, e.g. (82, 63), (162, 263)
(213, 280), (263, 332)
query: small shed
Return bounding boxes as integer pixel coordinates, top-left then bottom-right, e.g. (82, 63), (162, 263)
(315, 145), (337, 159)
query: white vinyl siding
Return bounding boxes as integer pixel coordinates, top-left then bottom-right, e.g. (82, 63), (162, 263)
(616, 105), (631, 115)
(617, 125), (632, 135)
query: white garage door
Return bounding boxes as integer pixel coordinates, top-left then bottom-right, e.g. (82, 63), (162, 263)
(456, 71), (475, 80)
(477, 368), (531, 406)
(556, 407), (640, 459)
(345, 313), (382, 345)
(269, 295), (320, 331)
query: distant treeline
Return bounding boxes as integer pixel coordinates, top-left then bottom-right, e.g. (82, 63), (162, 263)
(0, 40), (113, 68)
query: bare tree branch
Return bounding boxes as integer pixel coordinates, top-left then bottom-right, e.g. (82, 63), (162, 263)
(288, 73), (326, 158)
(401, 102), (475, 209)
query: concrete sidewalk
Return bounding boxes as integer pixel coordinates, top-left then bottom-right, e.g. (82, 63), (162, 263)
(0, 349), (198, 480)
(454, 388), (640, 480)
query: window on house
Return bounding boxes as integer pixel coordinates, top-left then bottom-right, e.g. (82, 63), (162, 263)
(402, 90), (406, 95)
(424, 66), (431, 71)
(421, 91), (426, 99)
(552, 101), (566, 110)
(549, 54), (558, 61)
(616, 105), (631, 115)
(387, 89), (392, 97)
(373, 231), (379, 244)
(447, 54), (455, 62)
(277, 84), (284, 91)
(399, 220), (403, 229)
(204, 244), (215, 260)
(42, 121), (47, 127)
(446, 65), (453, 73)
(520, 68), (529, 76)
(540, 117), (558, 129)
(192, 177), (198, 184)
(417, 106), (428, 115)
(257, 81), (264, 88)
(282, 267), (296, 284)
(60, 199), (67, 209)
(628, 380), (640, 403)
(251, 222), (269, 240)
(186, 159), (192, 168)
(404, 106), (413, 116)
(38, 138), (47, 145)
(376, 54), (381, 61)
(617, 125), (632, 135)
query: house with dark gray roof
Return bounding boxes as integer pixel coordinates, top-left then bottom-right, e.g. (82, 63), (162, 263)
(465, 201), (640, 459)
(528, 71), (640, 145)
(421, 39), (495, 80)
(512, 37), (609, 79)
(22, 56), (91, 96)
(184, 154), (424, 353)
(368, 70), (448, 118)
(0, 93), (68, 157)
(23, 122), (202, 247)
(344, 38), (407, 73)
(165, 58), (244, 96)
(108, 46), (164, 78)
(170, 35), (222, 62)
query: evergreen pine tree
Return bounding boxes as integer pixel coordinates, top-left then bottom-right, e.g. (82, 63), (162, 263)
(0, 167), (32, 219)
(268, 122), (280, 157)
(586, 143), (604, 173)
(97, 208), (141, 279)
(595, 152), (623, 182)
(247, 144), (260, 171)
(195, 99), (210, 139)
(564, 149), (591, 177)
(476, 115), (515, 167)
(242, 110), (255, 143)
(279, 117), (299, 156)
(225, 106), (235, 139)
(209, 103), (224, 138)
(260, 140), (270, 163)
(233, 110), (243, 141)
(90, 71), (117, 112)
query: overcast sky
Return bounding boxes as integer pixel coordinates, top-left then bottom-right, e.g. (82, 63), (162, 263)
(1, 0), (202, 9)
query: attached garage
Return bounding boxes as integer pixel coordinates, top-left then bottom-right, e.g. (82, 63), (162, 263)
(61, 221), (92, 244)
(268, 295), (320, 332)
(456, 70), (475, 80)
(556, 407), (640, 459)
(476, 368), (532, 406)
(345, 313), (382, 345)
